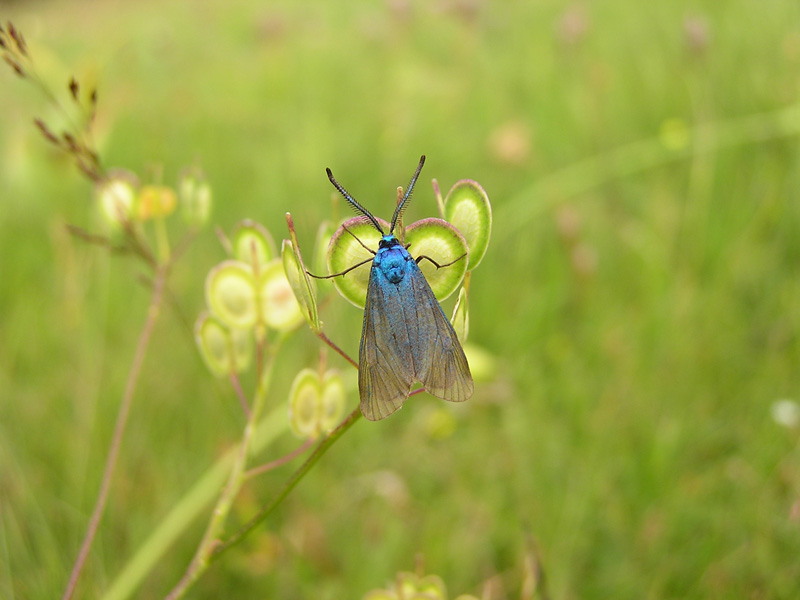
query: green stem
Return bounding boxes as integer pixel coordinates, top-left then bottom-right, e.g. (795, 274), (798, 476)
(209, 406), (363, 560)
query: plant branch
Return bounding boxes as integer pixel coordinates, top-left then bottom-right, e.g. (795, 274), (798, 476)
(316, 330), (358, 368)
(229, 371), (251, 418)
(208, 406), (362, 562)
(245, 438), (315, 478)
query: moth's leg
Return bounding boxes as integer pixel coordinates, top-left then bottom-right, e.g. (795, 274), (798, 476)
(307, 256), (373, 279)
(414, 253), (467, 269)
(342, 223), (376, 256)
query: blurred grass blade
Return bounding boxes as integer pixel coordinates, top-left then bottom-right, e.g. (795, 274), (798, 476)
(499, 103), (800, 235)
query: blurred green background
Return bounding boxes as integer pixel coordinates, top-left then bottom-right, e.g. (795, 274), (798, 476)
(2, 0), (800, 598)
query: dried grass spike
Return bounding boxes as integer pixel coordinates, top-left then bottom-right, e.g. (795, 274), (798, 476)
(69, 77), (79, 100)
(34, 118), (61, 145)
(8, 22), (27, 56)
(3, 54), (24, 77)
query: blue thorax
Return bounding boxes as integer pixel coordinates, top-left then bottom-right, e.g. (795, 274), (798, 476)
(374, 234), (411, 285)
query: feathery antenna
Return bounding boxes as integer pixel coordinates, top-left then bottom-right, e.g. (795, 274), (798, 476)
(390, 155), (425, 233)
(326, 167), (385, 234)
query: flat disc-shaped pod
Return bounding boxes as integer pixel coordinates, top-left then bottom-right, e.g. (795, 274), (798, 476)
(288, 368), (346, 438)
(194, 313), (253, 376)
(443, 180), (492, 271)
(97, 172), (137, 228)
(232, 220), (277, 269)
(404, 218), (469, 301)
(258, 259), (304, 331)
(205, 260), (258, 329)
(327, 216), (390, 308)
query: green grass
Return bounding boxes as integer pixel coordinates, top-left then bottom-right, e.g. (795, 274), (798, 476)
(2, 0), (800, 598)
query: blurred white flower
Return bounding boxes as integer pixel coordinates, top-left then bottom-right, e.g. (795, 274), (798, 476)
(771, 399), (800, 428)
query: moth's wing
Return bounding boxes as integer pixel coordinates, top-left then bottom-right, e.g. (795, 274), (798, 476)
(359, 268), (415, 421)
(405, 261), (474, 403)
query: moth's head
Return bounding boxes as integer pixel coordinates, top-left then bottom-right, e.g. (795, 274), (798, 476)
(379, 234), (400, 250)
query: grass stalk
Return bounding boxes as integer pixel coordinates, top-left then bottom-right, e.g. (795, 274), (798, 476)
(62, 266), (168, 600)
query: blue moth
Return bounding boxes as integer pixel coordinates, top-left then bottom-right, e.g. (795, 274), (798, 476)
(316, 155), (474, 420)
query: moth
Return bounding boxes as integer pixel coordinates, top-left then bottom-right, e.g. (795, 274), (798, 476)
(316, 156), (473, 420)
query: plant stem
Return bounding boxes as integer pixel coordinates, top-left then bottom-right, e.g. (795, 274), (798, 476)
(431, 178), (445, 219)
(62, 266), (168, 600)
(229, 371), (251, 418)
(163, 337), (283, 600)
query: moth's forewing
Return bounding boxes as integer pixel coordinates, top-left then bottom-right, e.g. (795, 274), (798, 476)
(359, 259), (415, 420)
(358, 246), (473, 421)
(404, 259), (473, 402)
